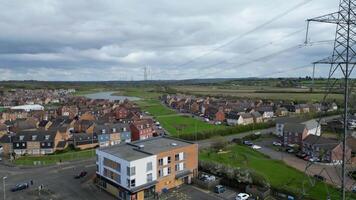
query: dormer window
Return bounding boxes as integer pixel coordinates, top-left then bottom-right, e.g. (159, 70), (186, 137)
(32, 135), (37, 141)
(19, 135), (24, 141)
(45, 135), (50, 140)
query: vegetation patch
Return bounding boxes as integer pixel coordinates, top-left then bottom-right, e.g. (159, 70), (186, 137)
(199, 145), (353, 200)
(14, 149), (95, 166)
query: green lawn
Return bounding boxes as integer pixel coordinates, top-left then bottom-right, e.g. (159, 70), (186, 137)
(136, 99), (226, 137)
(14, 149), (95, 166)
(199, 145), (353, 200)
(119, 87), (229, 137)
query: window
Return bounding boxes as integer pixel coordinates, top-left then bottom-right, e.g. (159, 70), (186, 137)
(147, 173), (153, 182)
(168, 167), (171, 175)
(130, 179), (136, 187)
(104, 158), (121, 172)
(146, 162), (152, 172)
(167, 156), (171, 164)
(127, 166), (136, 176)
(158, 169), (162, 177)
(158, 158), (163, 166)
(104, 168), (121, 184)
(175, 154), (179, 161)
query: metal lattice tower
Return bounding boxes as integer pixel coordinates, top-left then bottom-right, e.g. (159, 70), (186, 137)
(306, 0), (356, 199)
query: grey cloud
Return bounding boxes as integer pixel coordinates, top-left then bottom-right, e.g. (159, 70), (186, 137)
(0, 0), (346, 81)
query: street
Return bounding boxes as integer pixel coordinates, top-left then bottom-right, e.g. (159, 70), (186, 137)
(0, 159), (114, 200)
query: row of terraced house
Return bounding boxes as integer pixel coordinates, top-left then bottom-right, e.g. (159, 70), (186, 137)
(161, 94), (338, 125)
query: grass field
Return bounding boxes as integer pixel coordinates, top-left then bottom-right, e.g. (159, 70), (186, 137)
(199, 145), (353, 200)
(136, 99), (226, 137)
(14, 149), (95, 166)
(172, 85), (344, 103)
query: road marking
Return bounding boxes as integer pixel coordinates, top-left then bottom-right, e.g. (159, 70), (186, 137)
(59, 166), (75, 171)
(85, 164), (96, 168)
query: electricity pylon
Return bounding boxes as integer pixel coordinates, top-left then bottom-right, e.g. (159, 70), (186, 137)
(306, 0), (356, 199)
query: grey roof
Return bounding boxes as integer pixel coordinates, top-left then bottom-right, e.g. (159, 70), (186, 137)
(132, 136), (194, 154)
(100, 143), (152, 161)
(12, 130), (57, 142)
(99, 136), (194, 161)
(283, 123), (306, 133)
(302, 119), (320, 130)
(303, 135), (340, 150)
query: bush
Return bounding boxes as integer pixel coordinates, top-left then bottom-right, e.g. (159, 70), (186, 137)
(211, 136), (228, 150)
(178, 122), (275, 141)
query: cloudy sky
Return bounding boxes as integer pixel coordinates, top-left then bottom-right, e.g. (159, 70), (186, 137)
(0, 0), (346, 81)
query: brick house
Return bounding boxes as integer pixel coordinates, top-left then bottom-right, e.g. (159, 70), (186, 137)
(60, 105), (79, 119)
(114, 106), (129, 120)
(215, 108), (226, 122)
(282, 123), (308, 146)
(73, 133), (98, 150)
(226, 112), (254, 126)
(251, 112), (263, 123)
(302, 135), (351, 163)
(7, 130), (64, 156)
(130, 120), (155, 141)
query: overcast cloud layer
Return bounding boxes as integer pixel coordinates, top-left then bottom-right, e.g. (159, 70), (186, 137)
(0, 0), (347, 81)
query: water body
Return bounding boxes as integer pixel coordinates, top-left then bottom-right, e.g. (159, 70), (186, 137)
(84, 91), (140, 101)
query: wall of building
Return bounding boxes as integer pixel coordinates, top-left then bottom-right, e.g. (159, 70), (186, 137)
(96, 149), (157, 191)
(155, 143), (198, 193)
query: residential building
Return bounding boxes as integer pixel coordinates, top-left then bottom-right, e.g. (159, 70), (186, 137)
(96, 137), (198, 200)
(282, 123), (308, 146)
(302, 135), (351, 163)
(130, 120), (155, 141)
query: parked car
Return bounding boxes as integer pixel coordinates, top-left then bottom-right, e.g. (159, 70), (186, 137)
(11, 183), (29, 192)
(352, 186), (356, 193)
(74, 171), (87, 179)
(286, 149), (295, 153)
(214, 185), (226, 194)
(309, 157), (320, 162)
(215, 121), (222, 125)
(272, 141), (282, 146)
(243, 141), (254, 146)
(200, 174), (216, 182)
(236, 193), (250, 200)
(251, 145), (262, 150)
(296, 152), (307, 159)
(313, 174), (325, 182)
(204, 118), (210, 122)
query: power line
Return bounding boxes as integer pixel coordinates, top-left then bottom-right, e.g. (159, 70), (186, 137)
(165, 0), (312, 70)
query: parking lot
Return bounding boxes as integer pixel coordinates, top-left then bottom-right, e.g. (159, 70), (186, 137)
(160, 184), (240, 200)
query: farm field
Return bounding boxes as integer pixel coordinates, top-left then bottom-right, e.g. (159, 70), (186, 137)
(172, 85), (344, 103)
(199, 145), (353, 200)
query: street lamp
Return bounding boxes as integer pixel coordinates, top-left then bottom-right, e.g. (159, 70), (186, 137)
(3, 176), (7, 200)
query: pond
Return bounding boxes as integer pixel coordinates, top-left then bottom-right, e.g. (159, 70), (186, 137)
(84, 91), (140, 101)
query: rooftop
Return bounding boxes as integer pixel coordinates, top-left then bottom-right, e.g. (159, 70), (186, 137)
(100, 143), (152, 161)
(99, 136), (195, 161)
(132, 136), (194, 154)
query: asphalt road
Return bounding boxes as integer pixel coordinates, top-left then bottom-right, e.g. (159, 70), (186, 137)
(0, 159), (114, 200)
